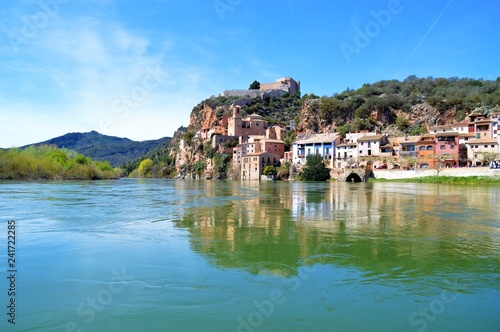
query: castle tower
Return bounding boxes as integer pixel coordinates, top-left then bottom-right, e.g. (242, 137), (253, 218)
(228, 106), (242, 136)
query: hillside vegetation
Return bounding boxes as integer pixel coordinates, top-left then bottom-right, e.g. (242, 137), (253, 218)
(0, 145), (123, 180)
(297, 76), (500, 136)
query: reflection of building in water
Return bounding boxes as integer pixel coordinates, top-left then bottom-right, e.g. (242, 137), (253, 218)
(174, 183), (300, 276)
(172, 181), (499, 280)
(291, 183), (382, 229)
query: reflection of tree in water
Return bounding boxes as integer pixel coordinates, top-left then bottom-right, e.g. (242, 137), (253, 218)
(173, 181), (499, 288)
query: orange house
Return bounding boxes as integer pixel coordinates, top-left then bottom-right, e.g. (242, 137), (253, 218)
(417, 134), (436, 168)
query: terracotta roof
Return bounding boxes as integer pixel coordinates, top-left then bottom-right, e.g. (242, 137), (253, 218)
(466, 138), (499, 144)
(338, 142), (357, 147)
(398, 136), (421, 144)
(260, 139), (285, 143)
(295, 133), (340, 144)
(356, 134), (386, 142)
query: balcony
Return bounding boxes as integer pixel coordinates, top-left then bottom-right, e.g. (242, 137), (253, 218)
(399, 151), (418, 157)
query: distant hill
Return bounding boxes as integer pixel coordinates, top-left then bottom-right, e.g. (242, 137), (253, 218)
(23, 131), (171, 167)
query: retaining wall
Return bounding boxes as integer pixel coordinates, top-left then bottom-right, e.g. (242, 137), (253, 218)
(372, 167), (500, 180)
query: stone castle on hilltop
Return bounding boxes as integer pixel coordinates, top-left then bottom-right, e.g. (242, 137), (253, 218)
(221, 77), (300, 98)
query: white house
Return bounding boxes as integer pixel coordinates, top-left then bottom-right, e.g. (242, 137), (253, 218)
(357, 134), (389, 158)
(465, 138), (499, 166)
(293, 133), (341, 168)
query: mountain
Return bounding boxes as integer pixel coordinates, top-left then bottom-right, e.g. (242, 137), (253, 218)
(23, 131), (171, 167)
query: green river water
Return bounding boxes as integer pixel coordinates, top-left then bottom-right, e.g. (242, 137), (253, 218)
(0, 179), (498, 331)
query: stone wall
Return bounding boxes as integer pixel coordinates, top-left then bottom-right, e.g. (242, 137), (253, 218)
(373, 167), (500, 179)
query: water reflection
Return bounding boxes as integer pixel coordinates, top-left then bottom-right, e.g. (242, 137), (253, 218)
(172, 181), (500, 289)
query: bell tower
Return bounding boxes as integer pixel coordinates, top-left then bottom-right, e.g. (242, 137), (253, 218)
(228, 106), (242, 136)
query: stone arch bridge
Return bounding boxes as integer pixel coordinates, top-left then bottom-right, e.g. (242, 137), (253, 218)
(335, 168), (373, 182)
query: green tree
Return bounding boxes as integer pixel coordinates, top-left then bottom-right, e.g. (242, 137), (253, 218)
(213, 153), (231, 179)
(96, 160), (113, 172)
(194, 160), (206, 178)
(249, 80), (260, 90)
(263, 165), (276, 176)
(49, 149), (68, 164)
(301, 154), (330, 181)
(277, 162), (291, 180)
(396, 116), (410, 131)
(283, 130), (296, 151)
(184, 131), (195, 146)
(481, 152), (499, 166)
(138, 159), (154, 177)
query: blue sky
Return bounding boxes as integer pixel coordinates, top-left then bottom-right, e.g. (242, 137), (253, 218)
(1, 0), (499, 147)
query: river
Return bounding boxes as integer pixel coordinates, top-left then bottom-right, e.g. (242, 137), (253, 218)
(0, 179), (499, 331)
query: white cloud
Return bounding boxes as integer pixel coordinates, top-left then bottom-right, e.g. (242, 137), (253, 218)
(1, 16), (213, 147)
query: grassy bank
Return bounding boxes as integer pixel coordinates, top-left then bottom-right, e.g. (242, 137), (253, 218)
(369, 175), (500, 185)
(0, 145), (124, 180)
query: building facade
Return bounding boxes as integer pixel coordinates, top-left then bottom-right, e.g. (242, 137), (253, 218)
(293, 133), (341, 168)
(227, 106), (268, 137)
(241, 151), (281, 181)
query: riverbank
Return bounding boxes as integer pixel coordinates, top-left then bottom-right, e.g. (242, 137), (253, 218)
(371, 167), (500, 184)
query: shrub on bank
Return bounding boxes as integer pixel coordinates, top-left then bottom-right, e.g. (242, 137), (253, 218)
(0, 145), (122, 180)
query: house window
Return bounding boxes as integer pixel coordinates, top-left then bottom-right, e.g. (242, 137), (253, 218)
(440, 145), (445, 149)
(368, 150), (372, 156)
(484, 145), (488, 148)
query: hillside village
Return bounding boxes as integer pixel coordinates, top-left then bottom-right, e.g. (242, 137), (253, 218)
(174, 77), (500, 181)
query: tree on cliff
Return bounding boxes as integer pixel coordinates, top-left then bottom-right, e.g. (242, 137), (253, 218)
(301, 154), (330, 181)
(249, 80), (260, 90)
